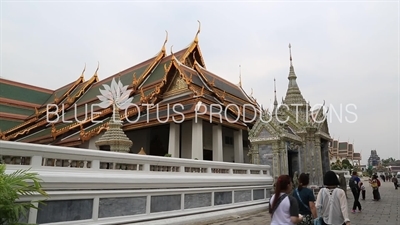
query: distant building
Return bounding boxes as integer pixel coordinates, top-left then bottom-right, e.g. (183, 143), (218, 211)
(329, 139), (361, 165)
(368, 150), (380, 167)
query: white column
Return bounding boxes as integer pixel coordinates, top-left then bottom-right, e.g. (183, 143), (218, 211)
(234, 129), (244, 163)
(212, 124), (223, 161)
(191, 118), (203, 160)
(168, 122), (180, 157)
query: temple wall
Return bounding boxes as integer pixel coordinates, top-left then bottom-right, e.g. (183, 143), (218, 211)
(321, 140), (330, 175)
(258, 144), (274, 177)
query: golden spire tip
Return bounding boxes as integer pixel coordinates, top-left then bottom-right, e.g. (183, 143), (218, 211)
(162, 30), (168, 52)
(170, 45), (176, 60)
(194, 20), (201, 43)
(95, 61), (99, 76)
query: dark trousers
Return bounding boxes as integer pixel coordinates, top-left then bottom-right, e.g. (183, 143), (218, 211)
(351, 189), (361, 210)
(361, 190), (366, 200)
(395, 183), (398, 189)
(373, 188), (380, 200)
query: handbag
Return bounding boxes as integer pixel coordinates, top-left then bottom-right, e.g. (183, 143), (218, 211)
(313, 188), (325, 225)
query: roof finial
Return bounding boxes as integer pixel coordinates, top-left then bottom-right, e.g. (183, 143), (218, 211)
(239, 65), (242, 87)
(194, 20), (201, 43)
(170, 45), (176, 60)
(162, 30), (168, 53)
(94, 61), (99, 77)
(80, 63), (86, 79)
(289, 43), (293, 66)
(273, 78), (278, 111)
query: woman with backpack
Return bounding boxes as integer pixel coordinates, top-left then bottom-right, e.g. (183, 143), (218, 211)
(269, 174), (304, 225)
(292, 173), (317, 225)
(315, 171), (350, 225)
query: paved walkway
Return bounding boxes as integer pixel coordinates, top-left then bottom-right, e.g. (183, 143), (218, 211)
(202, 179), (400, 225)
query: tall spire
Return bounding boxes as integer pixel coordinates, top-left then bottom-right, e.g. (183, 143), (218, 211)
(273, 78), (278, 114)
(239, 65), (242, 87)
(284, 43), (306, 106)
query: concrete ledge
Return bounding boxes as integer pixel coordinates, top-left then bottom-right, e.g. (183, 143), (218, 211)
(131, 202), (269, 225)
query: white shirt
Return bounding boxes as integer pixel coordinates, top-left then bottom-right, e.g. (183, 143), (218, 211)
(316, 188), (350, 225)
(270, 193), (299, 225)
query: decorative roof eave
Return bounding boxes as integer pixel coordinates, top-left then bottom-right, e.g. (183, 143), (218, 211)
(180, 21), (206, 68)
(4, 72), (100, 140)
(50, 107), (113, 141)
(248, 136), (280, 143)
(135, 33), (168, 90)
(192, 62), (241, 118)
(54, 67), (86, 105)
(315, 131), (331, 140)
(281, 133), (303, 143)
(80, 122), (109, 143)
(237, 84), (260, 107)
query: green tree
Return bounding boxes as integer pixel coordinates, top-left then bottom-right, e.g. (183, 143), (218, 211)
(0, 163), (48, 225)
(341, 159), (353, 170)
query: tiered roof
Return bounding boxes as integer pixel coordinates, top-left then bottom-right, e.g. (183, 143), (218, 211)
(1, 24), (259, 147)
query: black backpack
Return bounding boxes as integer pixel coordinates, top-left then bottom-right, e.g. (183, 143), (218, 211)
(349, 176), (358, 190)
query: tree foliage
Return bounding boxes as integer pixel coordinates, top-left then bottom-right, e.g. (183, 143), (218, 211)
(0, 163), (48, 225)
(330, 159), (354, 171)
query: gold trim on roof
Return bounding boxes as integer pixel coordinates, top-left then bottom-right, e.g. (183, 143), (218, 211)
(132, 72), (138, 88)
(180, 21), (206, 68)
(80, 63), (86, 82)
(81, 122), (109, 142)
(136, 37), (168, 88)
(162, 30), (168, 53)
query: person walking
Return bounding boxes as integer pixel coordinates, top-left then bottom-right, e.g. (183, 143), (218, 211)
(392, 176), (398, 190)
(316, 171), (351, 225)
(269, 174), (303, 225)
(359, 182), (366, 200)
(349, 171), (361, 213)
(370, 175), (381, 201)
(292, 173), (317, 225)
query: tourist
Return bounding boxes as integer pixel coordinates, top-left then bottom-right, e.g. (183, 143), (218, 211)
(392, 176), (398, 190)
(292, 173), (317, 225)
(369, 175), (381, 201)
(349, 171), (361, 213)
(359, 182), (366, 200)
(315, 171), (350, 225)
(269, 175), (303, 225)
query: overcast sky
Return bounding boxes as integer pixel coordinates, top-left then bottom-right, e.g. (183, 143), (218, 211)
(1, 1), (398, 164)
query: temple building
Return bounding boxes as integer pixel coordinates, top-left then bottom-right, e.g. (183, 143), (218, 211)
(368, 150), (381, 167)
(328, 140), (362, 166)
(0, 24), (259, 163)
(248, 44), (331, 186)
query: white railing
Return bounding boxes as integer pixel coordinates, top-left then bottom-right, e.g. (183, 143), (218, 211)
(0, 141), (272, 190)
(0, 141), (273, 225)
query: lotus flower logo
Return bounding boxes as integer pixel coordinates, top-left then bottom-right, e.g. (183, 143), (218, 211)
(97, 78), (133, 109)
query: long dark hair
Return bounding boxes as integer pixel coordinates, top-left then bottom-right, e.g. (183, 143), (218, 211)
(270, 175), (291, 213)
(298, 173), (309, 190)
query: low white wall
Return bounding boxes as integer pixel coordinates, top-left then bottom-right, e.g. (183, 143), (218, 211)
(0, 141), (273, 225)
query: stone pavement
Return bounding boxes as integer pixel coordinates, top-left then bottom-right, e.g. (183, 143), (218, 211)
(201, 179), (400, 225)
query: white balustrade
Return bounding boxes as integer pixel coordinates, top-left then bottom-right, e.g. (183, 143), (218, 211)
(0, 141), (273, 225)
